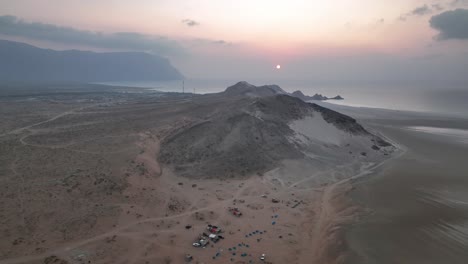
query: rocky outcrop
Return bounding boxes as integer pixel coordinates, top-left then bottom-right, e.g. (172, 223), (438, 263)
(223, 81), (342, 101)
(291, 90), (343, 101)
(159, 88), (394, 179)
(223, 81), (287, 97)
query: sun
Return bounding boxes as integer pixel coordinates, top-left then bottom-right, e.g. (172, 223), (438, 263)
(276, 64), (281, 70)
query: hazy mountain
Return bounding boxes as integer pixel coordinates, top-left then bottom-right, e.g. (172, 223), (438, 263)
(291, 90), (343, 101)
(0, 40), (183, 82)
(223, 81), (288, 97)
(223, 81), (343, 101)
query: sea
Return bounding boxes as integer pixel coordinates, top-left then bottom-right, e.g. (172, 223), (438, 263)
(101, 79), (468, 117)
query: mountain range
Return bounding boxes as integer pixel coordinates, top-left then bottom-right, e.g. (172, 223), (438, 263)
(0, 40), (183, 82)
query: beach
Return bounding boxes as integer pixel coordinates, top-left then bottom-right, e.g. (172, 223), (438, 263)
(342, 112), (468, 264)
(1, 83), (467, 264)
(3, 1), (468, 262)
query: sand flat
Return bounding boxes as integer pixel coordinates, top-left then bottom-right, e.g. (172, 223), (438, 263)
(406, 126), (468, 144)
(345, 116), (468, 264)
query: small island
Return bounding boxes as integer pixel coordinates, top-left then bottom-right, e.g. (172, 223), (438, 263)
(291, 90), (344, 101)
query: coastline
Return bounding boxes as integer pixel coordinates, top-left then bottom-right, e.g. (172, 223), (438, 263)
(339, 109), (468, 264)
(1, 82), (468, 264)
(307, 133), (405, 264)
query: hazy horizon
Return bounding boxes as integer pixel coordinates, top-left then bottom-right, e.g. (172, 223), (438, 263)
(2, 2), (468, 264)
(1, 0), (468, 82)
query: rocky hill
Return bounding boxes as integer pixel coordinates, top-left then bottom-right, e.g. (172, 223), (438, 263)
(159, 82), (394, 179)
(223, 81), (287, 97)
(222, 81), (343, 101)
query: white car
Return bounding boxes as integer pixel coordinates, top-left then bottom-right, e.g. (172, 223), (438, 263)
(260, 253), (266, 261)
(192, 239), (209, 247)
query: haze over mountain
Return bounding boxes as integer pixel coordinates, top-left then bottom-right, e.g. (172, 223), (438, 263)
(0, 40), (183, 82)
(291, 90), (344, 101)
(0, 1), (468, 264)
(222, 81), (344, 101)
(2, 1), (468, 81)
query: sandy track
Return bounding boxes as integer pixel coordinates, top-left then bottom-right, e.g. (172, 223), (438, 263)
(0, 134), (252, 264)
(0, 183), (250, 264)
(298, 142), (406, 264)
(0, 87), (402, 264)
(0, 148), (400, 264)
(9, 146), (26, 229)
(0, 104), (99, 138)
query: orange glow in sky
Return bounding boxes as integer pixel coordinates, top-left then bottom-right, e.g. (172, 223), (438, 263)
(1, 0), (468, 79)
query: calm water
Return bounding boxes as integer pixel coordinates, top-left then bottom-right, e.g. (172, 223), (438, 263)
(101, 79), (468, 117)
(346, 121), (468, 264)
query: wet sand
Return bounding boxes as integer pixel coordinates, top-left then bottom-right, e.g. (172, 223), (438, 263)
(2, 83), (466, 264)
(345, 117), (468, 264)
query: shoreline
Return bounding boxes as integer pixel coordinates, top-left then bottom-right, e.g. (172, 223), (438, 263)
(342, 114), (468, 264)
(2, 83), (467, 264)
(308, 137), (405, 263)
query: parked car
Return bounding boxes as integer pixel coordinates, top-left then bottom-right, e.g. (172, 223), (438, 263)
(228, 207), (243, 217)
(192, 236), (209, 247)
(207, 224), (222, 234)
(209, 233), (220, 243)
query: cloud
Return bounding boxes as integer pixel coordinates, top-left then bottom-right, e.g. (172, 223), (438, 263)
(398, 15), (408, 21)
(412, 4), (433, 15)
(0, 15), (185, 56)
(182, 19), (200, 27)
(399, 4), (441, 21)
(430, 9), (468, 40)
(187, 38), (233, 47)
(451, 0), (468, 7)
(211, 40), (229, 45)
(370, 18), (385, 28)
(432, 4), (444, 11)
(344, 21), (352, 29)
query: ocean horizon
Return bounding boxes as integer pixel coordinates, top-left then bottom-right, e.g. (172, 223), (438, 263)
(100, 79), (468, 117)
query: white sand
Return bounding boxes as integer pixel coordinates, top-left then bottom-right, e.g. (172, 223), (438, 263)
(406, 126), (468, 144)
(289, 115), (347, 145)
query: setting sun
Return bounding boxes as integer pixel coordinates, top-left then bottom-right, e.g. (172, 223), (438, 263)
(1, 1), (468, 263)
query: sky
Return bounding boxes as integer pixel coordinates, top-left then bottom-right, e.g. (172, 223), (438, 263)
(1, 0), (468, 81)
